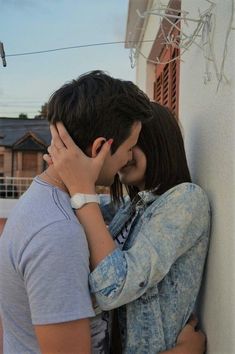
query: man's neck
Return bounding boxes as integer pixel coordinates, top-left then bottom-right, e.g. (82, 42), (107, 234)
(39, 166), (68, 193)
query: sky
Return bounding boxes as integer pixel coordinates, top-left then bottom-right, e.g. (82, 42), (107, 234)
(0, 0), (135, 118)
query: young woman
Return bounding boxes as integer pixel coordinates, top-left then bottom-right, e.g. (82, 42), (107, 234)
(45, 102), (210, 353)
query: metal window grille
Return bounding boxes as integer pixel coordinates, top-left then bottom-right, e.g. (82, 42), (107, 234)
(0, 176), (33, 199)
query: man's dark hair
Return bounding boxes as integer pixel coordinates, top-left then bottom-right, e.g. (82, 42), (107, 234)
(47, 70), (152, 153)
(111, 102), (191, 202)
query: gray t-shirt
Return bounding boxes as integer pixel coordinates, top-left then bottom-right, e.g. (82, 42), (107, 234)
(0, 177), (95, 353)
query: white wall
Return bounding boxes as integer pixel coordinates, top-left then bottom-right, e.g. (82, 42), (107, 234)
(136, 0), (166, 92)
(134, 0), (235, 352)
(180, 1), (235, 353)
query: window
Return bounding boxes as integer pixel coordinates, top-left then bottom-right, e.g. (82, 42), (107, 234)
(22, 152), (38, 171)
(0, 155), (4, 169)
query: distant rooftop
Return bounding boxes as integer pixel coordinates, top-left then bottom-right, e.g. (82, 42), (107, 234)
(0, 117), (50, 149)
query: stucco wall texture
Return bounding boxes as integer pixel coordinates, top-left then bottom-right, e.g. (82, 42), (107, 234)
(180, 1), (235, 353)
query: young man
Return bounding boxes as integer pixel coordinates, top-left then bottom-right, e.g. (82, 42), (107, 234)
(0, 71), (152, 354)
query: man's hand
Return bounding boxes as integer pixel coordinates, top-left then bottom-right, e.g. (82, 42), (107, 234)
(176, 317), (206, 354)
(161, 317), (206, 354)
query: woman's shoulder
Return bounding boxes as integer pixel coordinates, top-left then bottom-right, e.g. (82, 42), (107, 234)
(168, 182), (208, 198)
(143, 183), (211, 236)
(151, 182), (210, 212)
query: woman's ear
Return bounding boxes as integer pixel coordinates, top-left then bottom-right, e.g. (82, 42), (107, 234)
(90, 137), (107, 157)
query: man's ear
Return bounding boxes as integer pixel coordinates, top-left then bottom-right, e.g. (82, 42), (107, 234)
(90, 137), (107, 157)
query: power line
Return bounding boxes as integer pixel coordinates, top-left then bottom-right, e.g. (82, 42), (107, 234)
(5, 40), (155, 57)
(0, 103), (40, 108)
(0, 100), (44, 102)
(0, 109), (39, 116)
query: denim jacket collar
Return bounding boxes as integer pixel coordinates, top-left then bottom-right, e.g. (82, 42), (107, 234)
(137, 190), (158, 203)
(131, 189), (159, 209)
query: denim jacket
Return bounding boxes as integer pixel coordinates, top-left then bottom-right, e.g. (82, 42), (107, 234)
(89, 183), (211, 353)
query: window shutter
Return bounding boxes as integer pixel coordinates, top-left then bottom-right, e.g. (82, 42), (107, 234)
(162, 63), (170, 106)
(153, 36), (180, 117)
(170, 47), (179, 114)
(154, 75), (162, 103)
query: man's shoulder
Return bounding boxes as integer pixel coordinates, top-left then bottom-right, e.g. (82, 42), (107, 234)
(8, 179), (78, 232)
(2, 183), (84, 262)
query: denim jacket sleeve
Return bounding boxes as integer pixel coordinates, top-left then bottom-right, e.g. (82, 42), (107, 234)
(89, 184), (210, 310)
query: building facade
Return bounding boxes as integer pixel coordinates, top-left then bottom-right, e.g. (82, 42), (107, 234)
(0, 118), (50, 178)
(125, 1), (235, 353)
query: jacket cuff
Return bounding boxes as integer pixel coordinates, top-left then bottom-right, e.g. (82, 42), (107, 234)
(89, 248), (126, 296)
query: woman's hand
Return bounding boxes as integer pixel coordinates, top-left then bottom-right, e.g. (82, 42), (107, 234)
(44, 122), (116, 269)
(44, 122), (112, 196)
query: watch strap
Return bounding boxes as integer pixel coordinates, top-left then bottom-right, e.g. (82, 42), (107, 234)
(70, 193), (100, 209)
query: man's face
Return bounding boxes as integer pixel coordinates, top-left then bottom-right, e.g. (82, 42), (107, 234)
(96, 121), (142, 186)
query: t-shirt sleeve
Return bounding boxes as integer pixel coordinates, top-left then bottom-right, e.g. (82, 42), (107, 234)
(18, 219), (94, 325)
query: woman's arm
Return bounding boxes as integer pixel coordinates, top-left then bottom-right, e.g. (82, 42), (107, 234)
(88, 185), (209, 310)
(75, 202), (117, 268)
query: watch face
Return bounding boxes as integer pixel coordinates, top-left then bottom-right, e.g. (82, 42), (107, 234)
(71, 194), (99, 209)
(71, 194), (84, 209)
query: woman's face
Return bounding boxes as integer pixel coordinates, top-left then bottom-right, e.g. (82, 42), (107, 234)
(118, 146), (147, 191)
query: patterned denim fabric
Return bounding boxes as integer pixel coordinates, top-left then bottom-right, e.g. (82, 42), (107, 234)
(91, 183), (211, 353)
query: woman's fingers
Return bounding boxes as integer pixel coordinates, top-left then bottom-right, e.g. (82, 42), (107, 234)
(50, 124), (66, 150)
(95, 139), (113, 169)
(50, 122), (81, 153)
(43, 153), (53, 165)
(56, 122), (77, 149)
(47, 145), (52, 156)
(51, 121), (112, 170)
(46, 122), (113, 193)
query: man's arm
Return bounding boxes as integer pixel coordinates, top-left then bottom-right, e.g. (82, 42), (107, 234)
(34, 319), (91, 354)
(0, 317), (3, 354)
(21, 220), (94, 354)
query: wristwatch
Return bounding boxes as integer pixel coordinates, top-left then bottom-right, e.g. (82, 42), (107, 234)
(70, 193), (100, 210)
